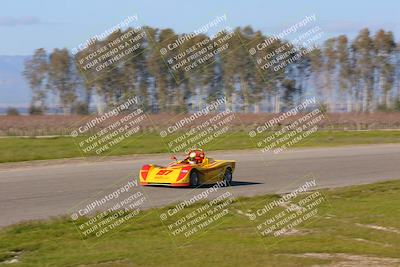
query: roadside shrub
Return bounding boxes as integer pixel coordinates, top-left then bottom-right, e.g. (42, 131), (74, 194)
(29, 106), (44, 115)
(6, 107), (20, 116)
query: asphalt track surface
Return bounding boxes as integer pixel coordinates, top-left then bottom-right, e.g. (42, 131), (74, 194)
(0, 144), (399, 227)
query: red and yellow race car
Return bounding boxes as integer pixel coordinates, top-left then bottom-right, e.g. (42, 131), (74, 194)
(139, 149), (235, 187)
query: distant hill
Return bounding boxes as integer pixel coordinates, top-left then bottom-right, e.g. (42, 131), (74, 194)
(0, 55), (31, 112)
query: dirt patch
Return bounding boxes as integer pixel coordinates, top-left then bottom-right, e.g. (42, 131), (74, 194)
(287, 253), (400, 267)
(0, 250), (23, 265)
(76, 259), (134, 267)
(355, 223), (400, 234)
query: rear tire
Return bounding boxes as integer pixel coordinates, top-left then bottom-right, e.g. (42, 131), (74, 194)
(189, 171), (199, 187)
(223, 168), (233, 186)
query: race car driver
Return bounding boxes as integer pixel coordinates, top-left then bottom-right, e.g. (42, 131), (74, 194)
(187, 149), (205, 165)
(188, 151), (197, 164)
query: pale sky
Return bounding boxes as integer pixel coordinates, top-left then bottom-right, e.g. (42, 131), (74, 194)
(1, 0), (399, 55)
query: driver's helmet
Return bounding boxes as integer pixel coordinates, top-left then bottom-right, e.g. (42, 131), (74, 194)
(188, 149), (205, 164)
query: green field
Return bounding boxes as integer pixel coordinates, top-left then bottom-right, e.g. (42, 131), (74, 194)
(1, 180), (400, 266)
(0, 130), (399, 163)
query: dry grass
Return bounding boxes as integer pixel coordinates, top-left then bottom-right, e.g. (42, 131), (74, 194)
(1, 112), (400, 136)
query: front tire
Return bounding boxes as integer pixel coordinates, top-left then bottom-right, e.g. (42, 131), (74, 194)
(223, 168), (233, 186)
(189, 171), (199, 187)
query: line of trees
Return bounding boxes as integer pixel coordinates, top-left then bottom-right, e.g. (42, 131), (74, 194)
(23, 26), (400, 115)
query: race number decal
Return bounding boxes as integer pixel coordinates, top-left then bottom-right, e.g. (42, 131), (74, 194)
(157, 170), (173, 175)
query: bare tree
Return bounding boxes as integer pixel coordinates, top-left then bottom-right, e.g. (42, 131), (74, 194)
(336, 35), (352, 111)
(47, 48), (77, 114)
(23, 48), (48, 114)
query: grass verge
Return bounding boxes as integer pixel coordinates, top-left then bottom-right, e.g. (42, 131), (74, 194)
(0, 180), (400, 266)
(0, 130), (399, 163)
